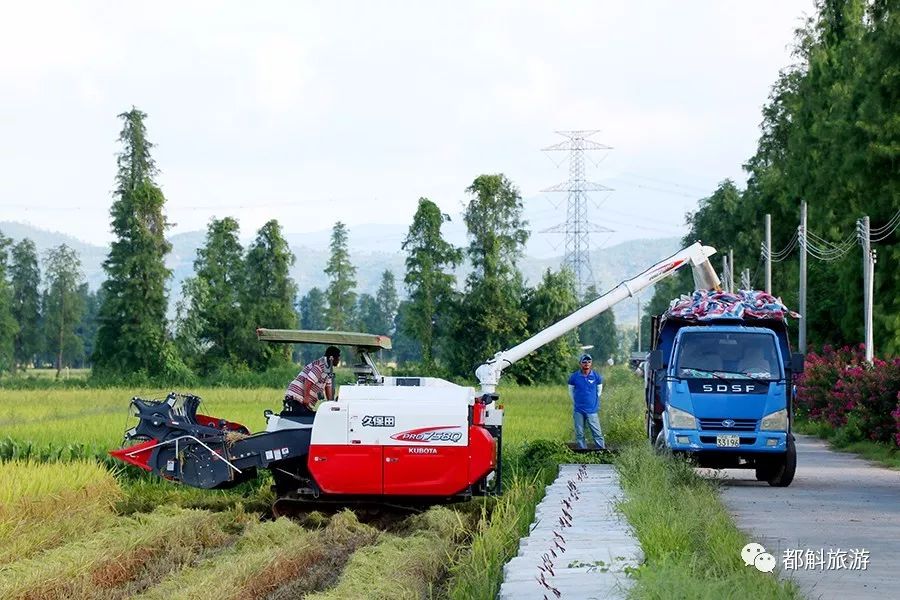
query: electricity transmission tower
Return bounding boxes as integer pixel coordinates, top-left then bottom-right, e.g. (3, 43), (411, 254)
(541, 130), (614, 297)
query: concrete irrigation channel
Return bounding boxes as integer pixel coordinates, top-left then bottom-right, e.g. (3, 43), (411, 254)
(499, 464), (642, 599)
(718, 434), (900, 600)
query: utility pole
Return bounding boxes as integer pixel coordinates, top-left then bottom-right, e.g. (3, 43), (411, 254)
(858, 216), (874, 363)
(722, 255), (730, 292)
(729, 249), (734, 292)
(799, 201), (807, 354)
(541, 131), (614, 297)
(765, 214), (772, 294)
(741, 268), (751, 291)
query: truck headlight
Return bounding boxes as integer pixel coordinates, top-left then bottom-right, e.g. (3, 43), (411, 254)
(668, 406), (696, 430)
(760, 408), (788, 431)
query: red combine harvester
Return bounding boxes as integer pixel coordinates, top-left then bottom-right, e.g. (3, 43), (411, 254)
(111, 243), (720, 511)
(111, 330), (503, 512)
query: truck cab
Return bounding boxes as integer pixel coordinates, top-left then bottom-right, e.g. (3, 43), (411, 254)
(646, 314), (802, 486)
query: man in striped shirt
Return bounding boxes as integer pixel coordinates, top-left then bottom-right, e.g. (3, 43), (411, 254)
(285, 346), (341, 414)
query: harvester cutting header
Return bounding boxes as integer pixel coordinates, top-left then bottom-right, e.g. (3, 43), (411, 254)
(111, 242), (720, 510)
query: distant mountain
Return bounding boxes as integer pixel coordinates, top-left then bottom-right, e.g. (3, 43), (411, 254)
(1, 221), (680, 326)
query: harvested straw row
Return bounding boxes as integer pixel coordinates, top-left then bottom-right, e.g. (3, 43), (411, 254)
(137, 510), (379, 600)
(0, 506), (231, 600)
(307, 506), (468, 600)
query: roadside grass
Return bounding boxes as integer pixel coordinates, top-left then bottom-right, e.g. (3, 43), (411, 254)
(794, 418), (900, 470)
(615, 444), (801, 599)
(0, 460), (122, 564)
(0, 506), (233, 600)
(446, 470), (548, 599)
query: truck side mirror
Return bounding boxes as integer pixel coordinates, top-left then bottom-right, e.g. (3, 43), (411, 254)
(648, 350), (663, 371)
(791, 353), (805, 374)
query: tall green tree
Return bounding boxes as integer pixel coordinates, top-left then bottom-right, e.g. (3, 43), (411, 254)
(93, 108), (174, 377)
(191, 217), (247, 372)
(298, 287), (328, 363)
(174, 277), (210, 370)
(513, 268), (580, 384)
(391, 300), (422, 364)
(324, 222), (357, 330)
(243, 219), (298, 368)
(43, 245), (85, 377)
(10, 239), (41, 370)
(401, 198), (462, 369)
(375, 270), (399, 336)
(0, 234), (17, 372)
(76, 284), (101, 367)
(447, 175), (529, 379)
(357, 293), (380, 333)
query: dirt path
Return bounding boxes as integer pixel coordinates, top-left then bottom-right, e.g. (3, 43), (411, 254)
(717, 434), (900, 599)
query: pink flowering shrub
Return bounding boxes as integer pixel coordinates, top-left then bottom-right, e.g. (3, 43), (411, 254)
(893, 401), (900, 447)
(796, 345), (900, 446)
(795, 345), (865, 421)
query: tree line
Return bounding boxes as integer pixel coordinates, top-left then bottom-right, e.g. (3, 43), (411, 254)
(0, 108), (618, 382)
(643, 0), (899, 356)
(0, 237), (98, 375)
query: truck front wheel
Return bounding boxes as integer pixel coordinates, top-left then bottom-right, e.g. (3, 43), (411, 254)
(646, 413), (661, 443)
(766, 437), (796, 487)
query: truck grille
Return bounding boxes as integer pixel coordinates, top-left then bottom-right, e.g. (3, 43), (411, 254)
(698, 418), (758, 431)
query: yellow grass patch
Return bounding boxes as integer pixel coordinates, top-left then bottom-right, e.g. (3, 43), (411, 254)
(0, 460), (122, 564)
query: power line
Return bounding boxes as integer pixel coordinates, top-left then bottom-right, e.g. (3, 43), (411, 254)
(870, 209), (900, 242)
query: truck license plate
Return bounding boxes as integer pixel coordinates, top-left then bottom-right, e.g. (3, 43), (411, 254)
(716, 435), (740, 447)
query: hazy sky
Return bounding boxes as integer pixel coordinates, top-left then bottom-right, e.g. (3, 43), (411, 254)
(0, 1), (813, 256)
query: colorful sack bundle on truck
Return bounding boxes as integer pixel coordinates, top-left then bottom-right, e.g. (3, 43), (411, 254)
(667, 289), (801, 322)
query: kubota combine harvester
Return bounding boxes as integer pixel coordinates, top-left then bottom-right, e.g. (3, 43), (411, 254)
(111, 243), (720, 510)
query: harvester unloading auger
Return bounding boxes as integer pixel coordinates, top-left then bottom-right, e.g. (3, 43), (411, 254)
(111, 243), (719, 512)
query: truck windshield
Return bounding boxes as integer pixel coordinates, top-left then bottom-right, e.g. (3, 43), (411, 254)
(675, 332), (781, 380)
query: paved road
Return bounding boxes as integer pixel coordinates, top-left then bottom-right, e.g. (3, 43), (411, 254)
(716, 434), (900, 599)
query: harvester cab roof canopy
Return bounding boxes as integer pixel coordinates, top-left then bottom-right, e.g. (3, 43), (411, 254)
(255, 328), (391, 385)
(256, 328), (392, 350)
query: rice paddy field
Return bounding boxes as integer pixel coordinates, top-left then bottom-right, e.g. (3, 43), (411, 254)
(1, 368), (801, 599)
(0, 368), (643, 599)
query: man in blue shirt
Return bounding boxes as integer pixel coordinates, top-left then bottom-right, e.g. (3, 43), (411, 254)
(567, 353), (605, 450)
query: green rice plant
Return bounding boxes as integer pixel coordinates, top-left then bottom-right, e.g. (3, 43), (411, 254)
(0, 460), (122, 564)
(137, 510), (379, 600)
(614, 444), (801, 599)
(115, 477), (275, 516)
(0, 387), (287, 463)
(446, 471), (548, 600)
(0, 506), (232, 600)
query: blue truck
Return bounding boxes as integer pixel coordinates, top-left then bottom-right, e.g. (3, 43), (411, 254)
(645, 302), (804, 486)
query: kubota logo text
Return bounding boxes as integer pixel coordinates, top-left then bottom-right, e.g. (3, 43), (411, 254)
(390, 426), (462, 443)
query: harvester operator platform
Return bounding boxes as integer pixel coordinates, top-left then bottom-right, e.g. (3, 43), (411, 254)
(284, 346), (341, 415)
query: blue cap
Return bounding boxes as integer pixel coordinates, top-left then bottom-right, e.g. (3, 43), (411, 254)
(580, 354), (592, 363)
